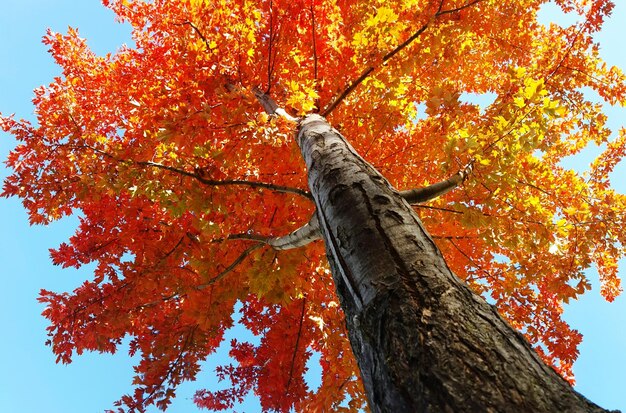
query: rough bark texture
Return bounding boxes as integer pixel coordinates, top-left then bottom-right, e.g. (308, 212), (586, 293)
(297, 114), (617, 413)
(269, 214), (321, 250)
(400, 163), (472, 204)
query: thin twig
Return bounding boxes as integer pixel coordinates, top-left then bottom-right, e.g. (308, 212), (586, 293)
(414, 204), (464, 214)
(160, 235), (187, 262)
(432, 235), (478, 240)
(310, 1), (318, 82)
(127, 326), (198, 411)
(253, 86), (300, 121)
(380, 22), (430, 66)
(310, 0), (320, 112)
(175, 21), (211, 50)
(196, 242), (265, 289)
(547, 20), (588, 80)
(226, 233), (272, 243)
(267, 0), (274, 91)
(447, 238), (496, 282)
(436, 0), (483, 17)
(137, 160), (313, 200)
(322, 67), (376, 116)
(286, 297), (307, 393)
(74, 144), (312, 200)
(139, 241), (266, 307)
(266, 0), (280, 93)
(321, 0), (484, 116)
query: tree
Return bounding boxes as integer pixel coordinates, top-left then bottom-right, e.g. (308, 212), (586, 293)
(1, 0), (625, 411)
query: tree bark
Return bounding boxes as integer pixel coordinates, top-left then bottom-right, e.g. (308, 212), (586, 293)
(296, 114), (617, 413)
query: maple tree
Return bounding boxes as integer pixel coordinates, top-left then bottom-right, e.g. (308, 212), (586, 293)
(2, 0), (626, 411)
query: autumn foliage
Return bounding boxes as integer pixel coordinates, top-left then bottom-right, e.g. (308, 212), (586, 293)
(2, 0), (626, 411)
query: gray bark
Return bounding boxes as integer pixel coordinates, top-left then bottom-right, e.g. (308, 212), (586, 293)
(400, 162), (472, 204)
(268, 214), (321, 250)
(297, 114), (617, 413)
(266, 169), (473, 250)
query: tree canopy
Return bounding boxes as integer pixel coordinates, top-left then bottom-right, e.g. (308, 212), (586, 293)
(1, 0), (625, 411)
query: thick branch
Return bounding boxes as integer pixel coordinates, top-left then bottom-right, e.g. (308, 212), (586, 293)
(252, 87), (299, 121)
(268, 213), (321, 250)
(253, 86), (279, 114)
(225, 213), (321, 250)
(259, 163), (476, 248)
(400, 162), (473, 204)
(224, 162), (473, 252)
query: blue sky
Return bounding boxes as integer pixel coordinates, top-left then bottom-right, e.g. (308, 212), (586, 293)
(0, 1), (625, 412)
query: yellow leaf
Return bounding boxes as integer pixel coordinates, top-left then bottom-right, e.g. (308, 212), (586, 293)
(527, 196), (541, 209)
(477, 156), (490, 166)
(352, 32), (369, 47)
(367, 6), (398, 27)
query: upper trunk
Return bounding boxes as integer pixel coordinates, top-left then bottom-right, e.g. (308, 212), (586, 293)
(297, 114), (616, 413)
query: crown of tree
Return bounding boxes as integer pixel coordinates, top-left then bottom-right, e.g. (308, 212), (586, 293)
(1, 0), (625, 411)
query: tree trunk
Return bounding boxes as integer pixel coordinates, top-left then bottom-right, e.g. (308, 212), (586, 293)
(296, 114), (617, 413)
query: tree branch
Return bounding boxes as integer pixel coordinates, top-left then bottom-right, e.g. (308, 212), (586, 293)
(321, 67), (376, 117)
(124, 325), (197, 411)
(321, 0), (484, 116)
(436, 0), (483, 17)
(226, 233), (272, 243)
(74, 144), (312, 200)
(266, 0), (277, 92)
(414, 204), (464, 214)
(310, 2), (319, 82)
(136, 241), (263, 309)
(286, 297), (307, 393)
(400, 161), (473, 204)
(136, 160), (313, 200)
(221, 213), (321, 251)
(447, 238), (497, 282)
(196, 243), (265, 289)
(218, 161), (474, 252)
(175, 21), (211, 50)
(253, 86), (279, 114)
(310, 0), (320, 111)
(268, 213), (321, 250)
(252, 87), (299, 121)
